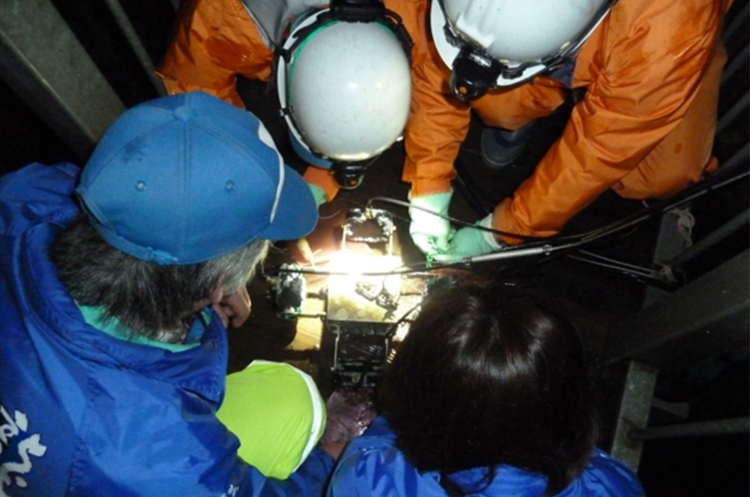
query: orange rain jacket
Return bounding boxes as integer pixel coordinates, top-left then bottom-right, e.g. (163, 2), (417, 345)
(157, 0), (430, 103)
(157, 0), (730, 245)
(156, 0), (430, 200)
(405, 0), (732, 243)
(158, 0), (301, 107)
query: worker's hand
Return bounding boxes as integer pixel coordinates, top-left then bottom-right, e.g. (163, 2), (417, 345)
(409, 190), (455, 255)
(213, 285), (252, 329)
(432, 214), (505, 262)
(308, 183), (327, 208)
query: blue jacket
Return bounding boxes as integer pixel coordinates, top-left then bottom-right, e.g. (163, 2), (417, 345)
(328, 417), (645, 497)
(0, 163), (333, 497)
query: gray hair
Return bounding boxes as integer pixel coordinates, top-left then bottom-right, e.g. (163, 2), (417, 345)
(50, 213), (269, 343)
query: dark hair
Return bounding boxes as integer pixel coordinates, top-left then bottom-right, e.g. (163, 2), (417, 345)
(378, 282), (599, 497)
(50, 213), (269, 342)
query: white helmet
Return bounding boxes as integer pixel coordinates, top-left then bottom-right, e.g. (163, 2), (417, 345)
(431, 0), (615, 99)
(276, 2), (413, 187)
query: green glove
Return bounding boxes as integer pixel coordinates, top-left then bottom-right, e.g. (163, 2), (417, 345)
(307, 183), (327, 208)
(409, 190), (456, 255)
(433, 214), (505, 262)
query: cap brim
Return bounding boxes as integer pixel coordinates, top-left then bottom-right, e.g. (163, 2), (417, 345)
(257, 163), (318, 242)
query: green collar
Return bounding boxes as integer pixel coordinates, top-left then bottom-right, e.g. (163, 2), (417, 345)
(76, 304), (199, 353)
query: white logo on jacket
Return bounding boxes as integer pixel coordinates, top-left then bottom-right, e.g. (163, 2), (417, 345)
(221, 484), (239, 497)
(0, 405), (47, 496)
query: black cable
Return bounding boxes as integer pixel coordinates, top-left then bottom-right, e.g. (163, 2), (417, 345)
(367, 158), (750, 247)
(365, 196), (540, 241)
(269, 161), (748, 278)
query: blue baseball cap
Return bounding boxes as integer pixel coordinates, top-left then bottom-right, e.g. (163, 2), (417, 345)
(76, 92), (318, 265)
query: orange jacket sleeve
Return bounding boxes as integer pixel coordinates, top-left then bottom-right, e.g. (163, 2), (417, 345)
(155, 0), (274, 109)
(400, 0), (471, 198)
(494, 0), (729, 242)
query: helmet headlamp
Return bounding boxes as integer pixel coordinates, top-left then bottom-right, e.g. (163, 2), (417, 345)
(433, 0), (617, 99)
